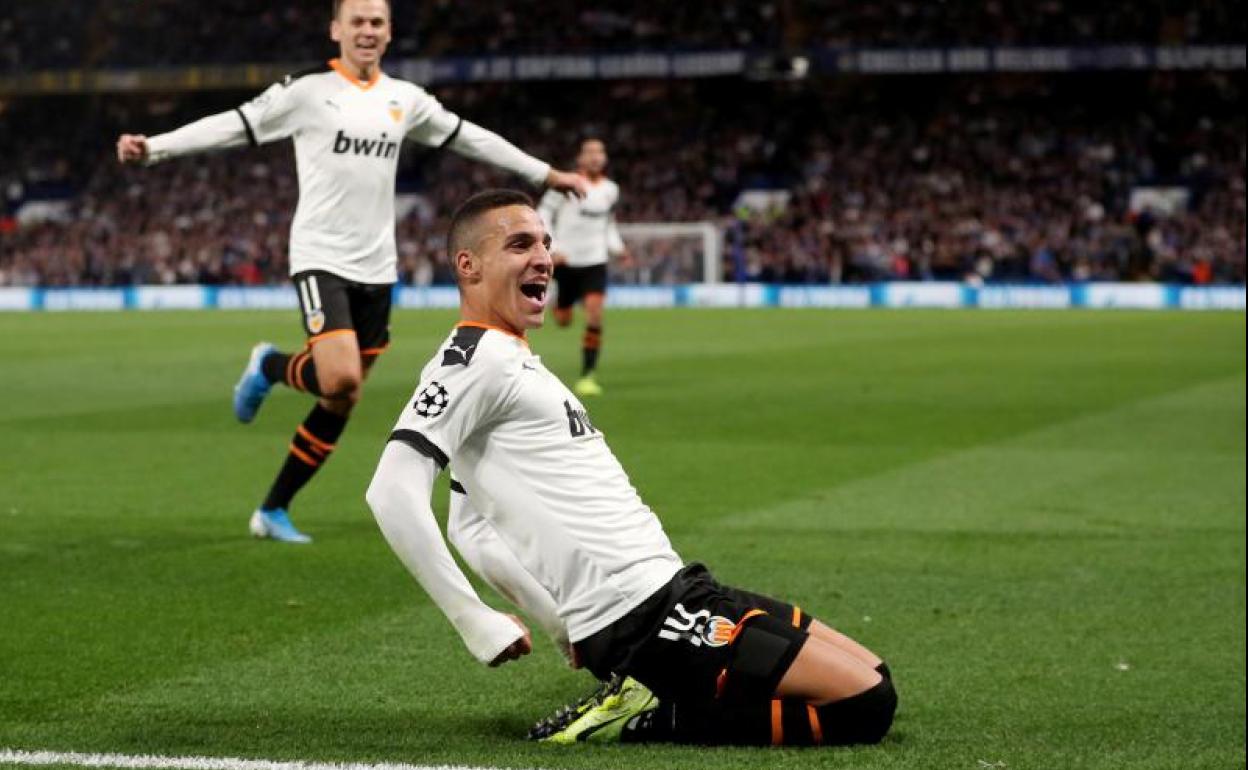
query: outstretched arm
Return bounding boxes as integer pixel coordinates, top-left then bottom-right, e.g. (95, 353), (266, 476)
(449, 121), (586, 196)
(366, 442), (531, 666)
(406, 100), (586, 197)
(118, 80), (297, 166)
(117, 110), (250, 165)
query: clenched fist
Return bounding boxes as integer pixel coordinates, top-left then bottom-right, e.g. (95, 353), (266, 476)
(116, 134), (150, 164)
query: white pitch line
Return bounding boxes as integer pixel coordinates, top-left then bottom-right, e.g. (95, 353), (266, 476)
(0, 749), (532, 770)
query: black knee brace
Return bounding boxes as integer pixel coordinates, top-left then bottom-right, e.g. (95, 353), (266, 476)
(814, 676), (898, 745)
(718, 613), (809, 702)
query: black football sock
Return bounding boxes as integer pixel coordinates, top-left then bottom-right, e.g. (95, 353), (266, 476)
(581, 325), (602, 376)
(624, 680), (896, 747)
(623, 698), (814, 746)
(876, 661), (892, 681)
(260, 403), (348, 511)
(260, 349), (324, 397)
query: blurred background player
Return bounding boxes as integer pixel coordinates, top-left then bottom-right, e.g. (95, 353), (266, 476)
(538, 138), (630, 397)
(115, 0), (586, 543)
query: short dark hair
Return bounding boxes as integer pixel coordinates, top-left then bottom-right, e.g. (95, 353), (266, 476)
(446, 189), (536, 258)
(333, 0), (391, 19)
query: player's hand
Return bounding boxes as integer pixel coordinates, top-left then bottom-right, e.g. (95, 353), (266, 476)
(488, 614), (532, 667)
(116, 134), (150, 164)
(546, 169), (588, 198)
(616, 250), (635, 270)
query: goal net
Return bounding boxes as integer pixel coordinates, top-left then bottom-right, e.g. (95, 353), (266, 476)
(614, 222), (723, 285)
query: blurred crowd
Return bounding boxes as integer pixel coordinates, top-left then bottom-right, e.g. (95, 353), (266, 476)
(3, 0), (1244, 73)
(2, 72), (1244, 287)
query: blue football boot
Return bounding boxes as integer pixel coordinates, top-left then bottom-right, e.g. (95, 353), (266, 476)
(233, 342), (276, 423)
(249, 508), (312, 544)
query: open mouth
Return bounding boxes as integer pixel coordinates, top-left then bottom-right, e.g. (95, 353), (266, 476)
(519, 282), (547, 306)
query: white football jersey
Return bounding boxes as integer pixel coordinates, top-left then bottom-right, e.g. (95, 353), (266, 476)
(538, 179), (624, 267)
(389, 323), (683, 642)
(146, 59), (549, 284)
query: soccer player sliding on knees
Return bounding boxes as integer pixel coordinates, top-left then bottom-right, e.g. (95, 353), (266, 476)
(366, 190), (897, 747)
(116, 0), (586, 544)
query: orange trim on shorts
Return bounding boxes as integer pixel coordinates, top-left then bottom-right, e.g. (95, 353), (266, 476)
(807, 704), (823, 745)
(328, 58), (381, 90)
(288, 443), (321, 467)
(308, 329), (357, 345)
(360, 344), (390, 356)
(456, 321), (529, 346)
(792, 606), (802, 628)
(770, 700), (784, 746)
(726, 609), (768, 646)
(297, 425), (336, 454)
(713, 609), (771, 699)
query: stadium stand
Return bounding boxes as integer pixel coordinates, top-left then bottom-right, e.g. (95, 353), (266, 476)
(2, 71), (1242, 288)
(0, 2), (1243, 288)
(3, 1), (1245, 73)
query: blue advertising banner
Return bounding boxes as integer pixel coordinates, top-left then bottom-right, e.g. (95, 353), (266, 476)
(2, 284), (1243, 312)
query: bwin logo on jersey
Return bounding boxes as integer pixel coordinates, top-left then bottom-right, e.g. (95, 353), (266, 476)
(332, 130), (399, 159)
(657, 603), (734, 648)
(414, 382), (449, 418)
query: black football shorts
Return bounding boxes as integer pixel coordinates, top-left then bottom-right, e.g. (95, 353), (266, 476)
(553, 263), (608, 309)
(292, 270), (392, 354)
(575, 563), (813, 703)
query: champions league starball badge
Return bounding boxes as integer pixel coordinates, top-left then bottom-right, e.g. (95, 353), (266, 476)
(414, 382), (449, 418)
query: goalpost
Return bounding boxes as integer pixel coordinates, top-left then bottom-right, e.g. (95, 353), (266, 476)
(615, 222), (723, 285)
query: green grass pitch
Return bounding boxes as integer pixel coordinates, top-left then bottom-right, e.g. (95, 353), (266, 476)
(0, 308), (1244, 770)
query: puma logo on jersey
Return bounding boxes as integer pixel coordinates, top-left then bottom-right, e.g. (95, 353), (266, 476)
(565, 400), (597, 438)
(442, 326), (485, 366)
(332, 129), (399, 159)
(442, 343), (478, 367)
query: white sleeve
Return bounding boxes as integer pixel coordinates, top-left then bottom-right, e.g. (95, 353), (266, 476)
(448, 120), (551, 187)
(403, 90), (550, 186)
(145, 81), (298, 164)
(447, 485), (571, 661)
(404, 88), (461, 147)
(144, 110), (250, 165)
(366, 442), (526, 665)
(235, 80), (301, 144)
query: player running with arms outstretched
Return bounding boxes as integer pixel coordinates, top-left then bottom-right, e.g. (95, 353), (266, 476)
(537, 138), (629, 397)
(116, 0), (586, 543)
(366, 190), (897, 747)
